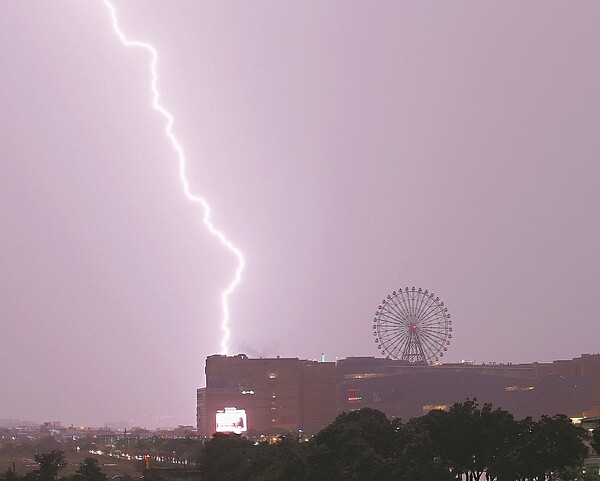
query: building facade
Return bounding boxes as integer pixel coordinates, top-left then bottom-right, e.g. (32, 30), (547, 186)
(198, 353), (600, 437)
(339, 359), (592, 420)
(198, 354), (337, 437)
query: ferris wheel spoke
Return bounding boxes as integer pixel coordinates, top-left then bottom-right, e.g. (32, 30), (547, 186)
(390, 334), (409, 353)
(378, 316), (403, 327)
(416, 301), (441, 323)
(419, 328), (441, 351)
(379, 318), (404, 330)
(379, 333), (403, 347)
(381, 303), (402, 316)
(387, 326), (408, 351)
(409, 291), (418, 317)
(380, 305), (405, 323)
(420, 336), (445, 357)
(415, 291), (429, 320)
(420, 323), (446, 334)
(419, 307), (445, 325)
(414, 332), (429, 361)
(416, 306), (438, 326)
(379, 326), (404, 337)
(418, 297), (437, 323)
(401, 342), (414, 361)
(379, 327), (405, 340)
(419, 335), (439, 361)
(397, 291), (412, 319)
(420, 310), (444, 322)
(420, 328), (445, 346)
(387, 295), (404, 317)
(382, 299), (405, 321)
(382, 332), (406, 350)
(378, 313), (404, 326)
(393, 292), (410, 317)
(420, 325), (447, 337)
(420, 328), (447, 339)
(390, 293), (410, 320)
(424, 333), (445, 355)
(414, 292), (424, 318)
(404, 291), (413, 317)
(419, 328), (447, 341)
(420, 314), (446, 328)
(381, 320), (406, 330)
(379, 328), (406, 340)
(414, 292), (424, 317)
(379, 320), (405, 331)
(420, 314), (445, 326)
(380, 303), (400, 319)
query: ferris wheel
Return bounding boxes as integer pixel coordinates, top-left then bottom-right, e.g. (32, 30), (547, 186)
(373, 287), (452, 364)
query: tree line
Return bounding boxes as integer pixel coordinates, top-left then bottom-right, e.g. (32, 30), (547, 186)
(1, 452), (108, 481)
(198, 400), (599, 481)
(3, 400), (599, 481)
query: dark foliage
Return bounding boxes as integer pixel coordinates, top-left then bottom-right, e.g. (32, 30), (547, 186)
(71, 458), (107, 481)
(0, 470), (19, 481)
(197, 433), (254, 481)
(304, 408), (397, 481)
(592, 421), (600, 456)
(2, 404), (590, 481)
(29, 450), (67, 481)
(194, 401), (589, 481)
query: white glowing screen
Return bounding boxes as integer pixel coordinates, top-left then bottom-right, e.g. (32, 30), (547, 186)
(216, 407), (248, 434)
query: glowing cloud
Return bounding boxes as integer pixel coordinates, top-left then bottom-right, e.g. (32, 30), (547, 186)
(101, 0), (245, 355)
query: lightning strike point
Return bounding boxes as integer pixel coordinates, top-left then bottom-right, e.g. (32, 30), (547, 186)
(101, 0), (245, 355)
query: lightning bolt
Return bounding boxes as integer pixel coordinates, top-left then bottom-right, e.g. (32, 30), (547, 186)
(101, 0), (245, 355)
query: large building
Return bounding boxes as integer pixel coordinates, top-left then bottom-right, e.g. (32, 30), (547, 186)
(197, 354), (337, 437)
(197, 353), (600, 437)
(338, 355), (600, 420)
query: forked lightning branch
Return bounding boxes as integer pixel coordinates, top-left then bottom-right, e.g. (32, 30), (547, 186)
(101, 0), (245, 355)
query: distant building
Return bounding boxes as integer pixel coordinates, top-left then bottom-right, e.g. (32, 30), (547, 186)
(41, 421), (66, 437)
(198, 353), (600, 436)
(0, 419), (24, 428)
(197, 387), (207, 436)
(104, 420), (130, 430)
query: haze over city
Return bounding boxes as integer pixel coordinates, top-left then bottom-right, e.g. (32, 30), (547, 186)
(1, 1), (599, 428)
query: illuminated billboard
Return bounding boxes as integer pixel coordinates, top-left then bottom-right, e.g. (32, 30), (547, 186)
(216, 407), (247, 434)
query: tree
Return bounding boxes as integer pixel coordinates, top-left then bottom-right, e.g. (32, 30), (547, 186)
(29, 451), (67, 481)
(304, 408), (397, 481)
(395, 409), (452, 480)
(244, 436), (308, 481)
(591, 422), (600, 456)
(0, 469), (20, 481)
(71, 458), (107, 481)
(507, 415), (588, 481)
(532, 414), (588, 481)
(556, 465), (600, 481)
(410, 399), (486, 480)
(194, 402), (591, 481)
(198, 433), (253, 481)
(479, 405), (520, 481)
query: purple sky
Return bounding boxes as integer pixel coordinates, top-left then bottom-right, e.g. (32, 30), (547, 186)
(1, 1), (600, 428)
